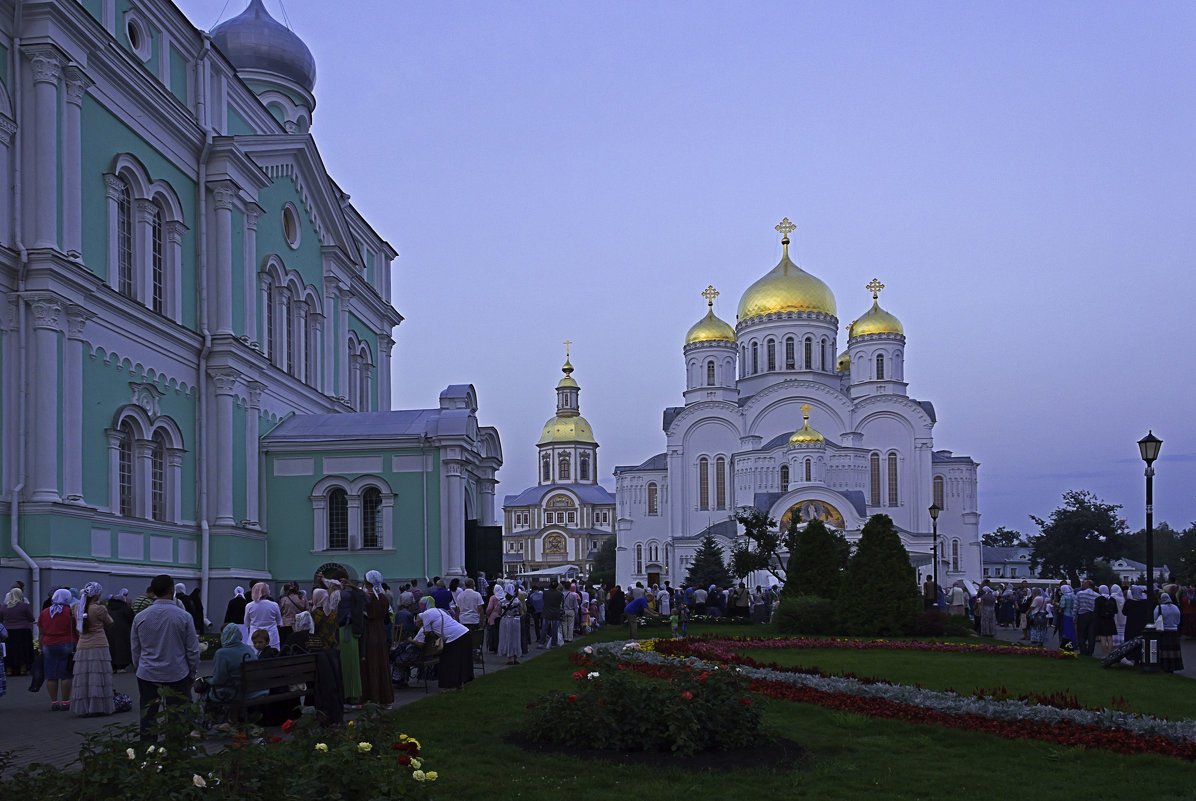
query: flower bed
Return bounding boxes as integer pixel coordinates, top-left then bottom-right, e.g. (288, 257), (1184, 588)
(599, 640), (1196, 762)
(659, 634), (1077, 660)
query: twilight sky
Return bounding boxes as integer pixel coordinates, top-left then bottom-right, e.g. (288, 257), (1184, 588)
(181, 1), (1196, 535)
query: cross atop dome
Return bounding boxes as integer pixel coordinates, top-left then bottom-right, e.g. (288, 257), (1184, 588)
(866, 278), (885, 300)
(775, 217), (796, 256)
(701, 285), (719, 308)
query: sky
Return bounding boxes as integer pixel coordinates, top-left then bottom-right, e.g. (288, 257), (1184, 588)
(180, 1), (1196, 536)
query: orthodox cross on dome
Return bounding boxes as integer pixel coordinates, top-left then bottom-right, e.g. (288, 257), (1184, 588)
(800, 402), (812, 421)
(775, 217), (796, 256)
(563, 339), (572, 358)
(866, 278), (885, 300)
(561, 339), (574, 375)
(701, 285), (719, 308)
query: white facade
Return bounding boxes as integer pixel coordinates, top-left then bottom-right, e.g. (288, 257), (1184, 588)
(614, 225), (981, 588)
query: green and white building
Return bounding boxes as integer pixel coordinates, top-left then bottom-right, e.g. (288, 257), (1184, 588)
(0, 0), (502, 618)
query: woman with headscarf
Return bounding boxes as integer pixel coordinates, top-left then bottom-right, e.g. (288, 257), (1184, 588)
(978, 587), (996, 637)
(1110, 583), (1127, 646)
(1153, 592), (1184, 672)
(496, 583), (524, 665)
(334, 576), (365, 706)
(0, 586), (36, 676)
(284, 611), (324, 654)
(36, 589), (77, 710)
(1056, 585), (1076, 649)
(224, 586), (250, 643)
(1123, 585), (1152, 642)
(69, 581), (114, 716)
(278, 582), (305, 644)
(243, 582), (283, 651)
(413, 595), (473, 690)
(1094, 584), (1117, 656)
(207, 623), (258, 714)
(360, 570), (394, 707)
(1026, 589), (1049, 647)
(105, 589), (135, 672)
(310, 587), (339, 650)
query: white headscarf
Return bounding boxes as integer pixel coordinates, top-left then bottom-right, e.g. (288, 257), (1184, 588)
(1098, 585), (1110, 597)
(493, 584), (507, 601)
(77, 581), (103, 635)
(234, 586), (246, 599)
(365, 569), (384, 596)
(49, 588), (72, 617)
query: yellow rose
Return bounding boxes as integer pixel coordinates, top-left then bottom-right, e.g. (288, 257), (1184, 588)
(357, 742), (372, 753)
(426, 771), (438, 781)
(409, 758), (421, 770)
(314, 743), (328, 752)
(412, 770), (426, 782)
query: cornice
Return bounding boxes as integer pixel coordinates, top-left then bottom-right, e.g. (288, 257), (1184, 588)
(736, 309), (839, 331)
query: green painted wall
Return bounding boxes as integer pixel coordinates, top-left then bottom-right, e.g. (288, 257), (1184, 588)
(80, 0), (102, 24)
(169, 45), (188, 104)
(227, 105), (254, 136)
(79, 97), (198, 330)
(244, 81), (307, 108)
(255, 180), (322, 289)
(0, 43), (9, 86)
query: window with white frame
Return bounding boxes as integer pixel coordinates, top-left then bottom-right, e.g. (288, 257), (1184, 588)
(311, 476), (395, 552)
(362, 487), (382, 549)
(715, 456), (726, 509)
(635, 543), (643, 574)
(108, 405), (184, 522)
(647, 482), (659, 515)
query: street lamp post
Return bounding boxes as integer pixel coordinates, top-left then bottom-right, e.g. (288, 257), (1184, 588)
(1137, 431), (1162, 601)
(928, 503), (941, 593)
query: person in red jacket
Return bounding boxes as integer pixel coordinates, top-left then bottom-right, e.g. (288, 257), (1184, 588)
(36, 589), (78, 711)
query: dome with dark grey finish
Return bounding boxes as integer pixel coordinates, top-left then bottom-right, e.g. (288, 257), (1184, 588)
(211, 0), (316, 93)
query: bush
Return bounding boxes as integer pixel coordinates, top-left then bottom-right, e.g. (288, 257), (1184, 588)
(913, 609), (947, 636)
(786, 519), (850, 600)
(835, 514), (922, 636)
(773, 595), (836, 636)
(523, 654), (763, 757)
(944, 614), (975, 638)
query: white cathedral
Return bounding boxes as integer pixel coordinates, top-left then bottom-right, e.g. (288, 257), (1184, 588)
(613, 219), (980, 589)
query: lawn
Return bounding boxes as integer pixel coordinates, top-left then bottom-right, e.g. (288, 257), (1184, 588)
(392, 625), (1196, 800)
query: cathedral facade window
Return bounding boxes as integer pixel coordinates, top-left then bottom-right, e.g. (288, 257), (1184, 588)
(635, 543), (643, 574)
(579, 454), (590, 481)
(647, 482), (659, 515)
(887, 452), (899, 506)
(715, 456), (727, 509)
(108, 405), (184, 522)
(262, 258), (323, 388)
(767, 339), (776, 371)
(328, 488), (349, 549)
(869, 452), (881, 507)
(804, 336), (813, 369)
(311, 477), (395, 552)
(933, 475), (945, 509)
(785, 337), (795, 370)
(698, 457), (710, 510)
(559, 453), (571, 481)
(876, 353), (885, 380)
(780, 464), (789, 492)
(751, 342), (759, 374)
(821, 338), (829, 371)
(804, 458), (812, 482)
(362, 487), (382, 549)
(706, 360), (715, 386)
(542, 457), (551, 482)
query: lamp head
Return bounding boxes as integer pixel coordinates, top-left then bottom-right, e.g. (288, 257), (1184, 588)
(928, 503), (941, 521)
(1137, 431), (1162, 465)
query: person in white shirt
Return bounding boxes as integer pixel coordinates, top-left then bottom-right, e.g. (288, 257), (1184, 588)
(453, 579), (485, 628)
(657, 588), (671, 616)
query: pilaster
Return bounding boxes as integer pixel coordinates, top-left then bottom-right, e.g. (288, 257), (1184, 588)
(63, 304), (96, 502)
(62, 65), (93, 259)
(27, 294), (64, 502)
(243, 204), (262, 343)
(210, 367), (240, 525)
(211, 181), (237, 334)
(25, 47), (65, 250)
(244, 381), (265, 527)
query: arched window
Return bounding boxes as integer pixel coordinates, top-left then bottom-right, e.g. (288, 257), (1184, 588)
(933, 475), (945, 509)
(118, 420), (135, 516)
(579, 453), (590, 481)
(635, 543), (644, 574)
(804, 458), (812, 482)
(284, 294), (296, 376)
(559, 453), (571, 481)
(264, 277), (276, 363)
(706, 360), (715, 386)
(542, 457), (551, 483)
(715, 456), (727, 509)
(647, 482), (659, 515)
(362, 487), (382, 549)
(779, 464), (789, 492)
(740, 345), (747, 377)
(698, 457), (710, 509)
(785, 337), (795, 370)
(150, 431), (167, 522)
(821, 339), (828, 371)
(951, 539), (961, 572)
(751, 342), (759, 374)
(876, 353), (885, 380)
(305, 301), (318, 386)
(766, 339), (776, 371)
(887, 453), (899, 506)
(804, 337), (813, 369)
(328, 488), (349, 549)
(116, 179), (134, 299)
(150, 203), (165, 314)
(869, 453), (881, 507)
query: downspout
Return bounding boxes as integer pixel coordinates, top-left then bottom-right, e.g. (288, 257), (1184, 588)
(195, 36), (213, 620)
(421, 434), (428, 581)
(8, 0), (40, 607)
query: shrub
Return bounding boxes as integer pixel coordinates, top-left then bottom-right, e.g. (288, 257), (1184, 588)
(913, 609), (947, 636)
(835, 514), (922, 636)
(786, 519), (850, 600)
(773, 595), (836, 636)
(523, 655), (763, 757)
(944, 614), (975, 638)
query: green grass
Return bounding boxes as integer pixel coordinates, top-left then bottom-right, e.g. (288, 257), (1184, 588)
(393, 625), (1196, 800)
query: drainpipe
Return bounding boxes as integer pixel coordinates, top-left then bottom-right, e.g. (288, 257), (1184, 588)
(195, 36), (213, 620)
(8, 0), (40, 607)
(421, 435), (429, 582)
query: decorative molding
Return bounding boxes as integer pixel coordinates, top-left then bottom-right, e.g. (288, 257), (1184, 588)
(246, 381), (266, 407)
(66, 304), (97, 339)
(25, 47), (65, 84)
(62, 65), (94, 106)
(103, 173), (126, 201)
(211, 181), (237, 211)
(209, 368), (241, 395)
(165, 219), (187, 245)
(129, 382), (165, 419)
(244, 204), (263, 231)
(258, 162), (330, 246)
(26, 294), (64, 329)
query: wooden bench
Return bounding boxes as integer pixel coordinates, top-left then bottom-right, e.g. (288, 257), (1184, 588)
(229, 653), (319, 722)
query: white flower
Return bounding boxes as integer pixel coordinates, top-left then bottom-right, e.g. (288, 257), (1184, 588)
(126, 748), (136, 760)
(412, 770), (426, 782)
(583, 646), (594, 654)
(586, 671), (600, 679)
(146, 745), (156, 754)
(193, 774), (207, 788)
(314, 743), (328, 752)
(357, 741), (372, 753)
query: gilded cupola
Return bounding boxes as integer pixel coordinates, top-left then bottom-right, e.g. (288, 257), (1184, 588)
(788, 403), (826, 445)
(538, 345), (597, 445)
(737, 218), (837, 322)
(685, 285), (736, 345)
(849, 278), (904, 338)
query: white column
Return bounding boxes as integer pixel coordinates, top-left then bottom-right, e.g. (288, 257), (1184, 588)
(211, 182), (236, 334)
(62, 66), (92, 258)
(106, 430), (122, 512)
(245, 381), (264, 526)
(26, 48), (63, 250)
(478, 478), (496, 527)
(338, 289), (353, 398)
(166, 220), (186, 321)
(444, 460), (466, 578)
(378, 335), (393, 410)
(277, 286), (291, 372)
(322, 278), (339, 396)
(243, 205), (261, 343)
(63, 305), (94, 502)
(103, 175), (124, 291)
(135, 198), (156, 304)
(347, 495), (363, 550)
(294, 302), (308, 383)
(133, 439), (153, 518)
(310, 311), (324, 389)
(0, 116), (15, 247)
(258, 273), (272, 356)
(210, 368), (239, 525)
(167, 448), (184, 521)
(27, 295), (63, 502)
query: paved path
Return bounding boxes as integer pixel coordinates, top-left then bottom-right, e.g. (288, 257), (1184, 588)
(989, 624), (1196, 679)
(0, 648), (530, 773)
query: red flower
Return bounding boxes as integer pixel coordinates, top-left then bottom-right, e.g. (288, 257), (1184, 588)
(269, 736), (282, 744)
(232, 733), (248, 742)
(398, 755), (411, 766)
(739, 697), (752, 706)
(567, 694), (578, 703)
(572, 670), (585, 680)
(681, 691), (693, 700)
(281, 719), (296, 734)
(391, 742), (404, 751)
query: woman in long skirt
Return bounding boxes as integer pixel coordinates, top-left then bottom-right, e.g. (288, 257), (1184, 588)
(70, 581), (114, 716)
(1027, 591), (1049, 647)
(496, 584), (523, 665)
(1110, 584), (1126, 646)
(1155, 593), (1184, 673)
(415, 605), (472, 690)
(360, 571), (393, 707)
(979, 588), (996, 637)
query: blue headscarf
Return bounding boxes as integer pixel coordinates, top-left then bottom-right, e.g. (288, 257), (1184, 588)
(49, 588), (72, 617)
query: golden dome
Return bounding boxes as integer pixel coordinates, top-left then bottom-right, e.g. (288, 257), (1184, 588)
(737, 223), (836, 321)
(686, 286), (736, 345)
(836, 350), (850, 372)
(788, 403), (825, 445)
(537, 415), (596, 445)
(849, 278), (903, 337)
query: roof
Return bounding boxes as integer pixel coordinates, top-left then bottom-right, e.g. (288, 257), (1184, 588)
(264, 409), (439, 440)
(502, 483), (616, 507)
(932, 450), (977, 465)
(982, 546), (1032, 563)
(918, 400), (937, 423)
(613, 452), (668, 474)
(662, 407), (682, 432)
(672, 518), (739, 542)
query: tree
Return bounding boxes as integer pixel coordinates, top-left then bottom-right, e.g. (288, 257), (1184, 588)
(1028, 490), (1129, 586)
(588, 538), (615, 588)
(733, 508), (793, 583)
(787, 518), (851, 599)
(835, 514), (921, 636)
(684, 532), (732, 589)
(982, 526), (1027, 548)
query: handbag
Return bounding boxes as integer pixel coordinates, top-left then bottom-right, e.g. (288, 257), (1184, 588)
(423, 613), (445, 657)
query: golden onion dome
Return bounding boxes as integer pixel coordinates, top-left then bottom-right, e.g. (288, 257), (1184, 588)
(737, 220), (836, 321)
(836, 350), (850, 373)
(849, 278), (904, 337)
(537, 415), (596, 445)
(788, 403), (825, 445)
(686, 286), (736, 345)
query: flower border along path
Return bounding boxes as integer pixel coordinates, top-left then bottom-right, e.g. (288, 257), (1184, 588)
(598, 639), (1196, 762)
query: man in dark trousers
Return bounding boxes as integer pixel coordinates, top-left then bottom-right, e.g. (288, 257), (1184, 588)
(538, 581), (565, 649)
(131, 574), (200, 742)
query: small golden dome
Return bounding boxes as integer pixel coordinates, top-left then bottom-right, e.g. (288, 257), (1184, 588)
(686, 306), (736, 345)
(849, 278), (904, 337)
(836, 350), (850, 373)
(788, 403), (825, 445)
(537, 415), (596, 445)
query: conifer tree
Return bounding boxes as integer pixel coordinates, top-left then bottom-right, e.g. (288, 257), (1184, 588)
(836, 514), (921, 635)
(787, 518), (850, 599)
(684, 532), (733, 589)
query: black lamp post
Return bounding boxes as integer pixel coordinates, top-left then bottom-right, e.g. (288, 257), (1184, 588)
(928, 503), (941, 592)
(1137, 431), (1162, 600)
